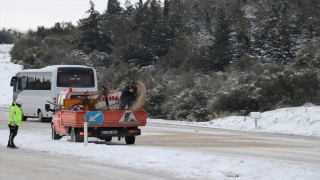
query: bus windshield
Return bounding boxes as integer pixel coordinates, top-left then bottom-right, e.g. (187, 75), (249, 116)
(57, 67), (95, 87)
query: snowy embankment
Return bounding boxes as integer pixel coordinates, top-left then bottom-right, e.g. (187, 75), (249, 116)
(149, 105), (320, 137)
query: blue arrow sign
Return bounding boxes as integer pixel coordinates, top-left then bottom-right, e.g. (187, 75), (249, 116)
(84, 111), (104, 125)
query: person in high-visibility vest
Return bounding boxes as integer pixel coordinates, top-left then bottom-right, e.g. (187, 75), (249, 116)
(7, 99), (23, 149)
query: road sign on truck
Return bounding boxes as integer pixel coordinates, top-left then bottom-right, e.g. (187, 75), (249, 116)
(85, 111), (104, 125)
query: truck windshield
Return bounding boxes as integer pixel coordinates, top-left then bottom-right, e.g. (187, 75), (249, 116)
(57, 67), (95, 87)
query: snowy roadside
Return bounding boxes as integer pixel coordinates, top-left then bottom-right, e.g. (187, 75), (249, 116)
(149, 105), (320, 137)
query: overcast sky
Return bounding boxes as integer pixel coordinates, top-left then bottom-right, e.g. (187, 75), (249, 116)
(0, 0), (141, 32)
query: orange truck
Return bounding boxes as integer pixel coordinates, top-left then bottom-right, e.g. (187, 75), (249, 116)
(45, 87), (147, 144)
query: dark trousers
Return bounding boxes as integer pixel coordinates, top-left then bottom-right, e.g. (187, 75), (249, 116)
(7, 125), (18, 147)
(119, 100), (134, 110)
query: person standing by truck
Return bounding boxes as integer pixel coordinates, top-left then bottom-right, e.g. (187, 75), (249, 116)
(119, 81), (138, 110)
(7, 99), (23, 149)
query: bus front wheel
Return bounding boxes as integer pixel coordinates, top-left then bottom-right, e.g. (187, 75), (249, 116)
(38, 111), (44, 122)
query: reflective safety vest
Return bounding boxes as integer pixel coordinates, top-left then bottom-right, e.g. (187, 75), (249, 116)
(8, 102), (23, 126)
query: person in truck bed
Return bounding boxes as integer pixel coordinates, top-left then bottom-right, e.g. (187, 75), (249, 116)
(119, 81), (138, 110)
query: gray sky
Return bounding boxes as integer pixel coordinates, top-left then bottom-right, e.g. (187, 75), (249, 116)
(0, 0), (140, 32)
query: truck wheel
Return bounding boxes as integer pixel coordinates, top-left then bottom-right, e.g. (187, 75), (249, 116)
(125, 136), (135, 145)
(38, 111), (44, 122)
(51, 124), (61, 140)
(105, 137), (112, 142)
(22, 115), (28, 121)
(71, 128), (83, 142)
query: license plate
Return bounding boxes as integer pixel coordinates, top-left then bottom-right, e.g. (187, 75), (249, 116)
(101, 130), (118, 135)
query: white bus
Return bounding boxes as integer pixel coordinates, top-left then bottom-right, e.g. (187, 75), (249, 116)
(10, 65), (98, 122)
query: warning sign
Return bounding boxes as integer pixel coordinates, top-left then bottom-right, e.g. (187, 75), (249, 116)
(118, 110), (139, 122)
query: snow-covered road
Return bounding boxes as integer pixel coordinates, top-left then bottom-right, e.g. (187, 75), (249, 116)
(1, 110), (319, 180)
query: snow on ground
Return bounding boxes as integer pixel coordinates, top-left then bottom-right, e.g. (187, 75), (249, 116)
(0, 44), (319, 179)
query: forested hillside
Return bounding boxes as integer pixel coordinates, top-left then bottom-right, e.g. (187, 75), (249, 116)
(4, 0), (320, 121)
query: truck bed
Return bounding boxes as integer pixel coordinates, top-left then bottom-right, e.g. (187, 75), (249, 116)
(60, 110), (147, 128)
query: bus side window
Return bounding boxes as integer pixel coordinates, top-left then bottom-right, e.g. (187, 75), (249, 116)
(26, 76), (35, 90)
(34, 77), (42, 90)
(43, 72), (52, 90)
